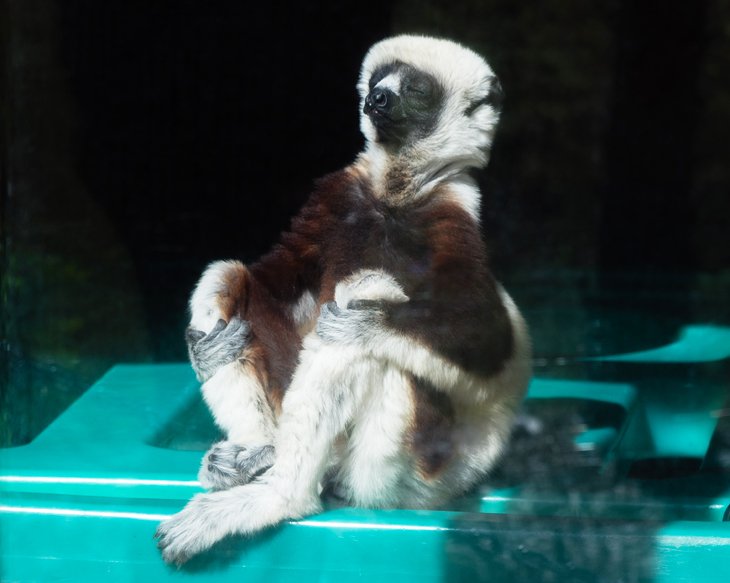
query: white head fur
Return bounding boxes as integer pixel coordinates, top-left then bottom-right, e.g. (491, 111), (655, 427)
(356, 35), (502, 199)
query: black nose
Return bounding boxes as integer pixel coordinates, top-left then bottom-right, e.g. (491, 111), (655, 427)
(364, 88), (393, 114)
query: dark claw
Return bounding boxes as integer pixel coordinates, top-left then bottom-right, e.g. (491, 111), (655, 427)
(185, 327), (206, 345)
(347, 299), (386, 311)
(208, 319), (228, 337)
(250, 464), (273, 481)
(187, 316), (252, 382)
(323, 301), (341, 317)
(227, 316), (251, 334)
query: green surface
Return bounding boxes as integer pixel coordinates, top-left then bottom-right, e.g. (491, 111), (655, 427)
(589, 325), (730, 363)
(2, 497), (730, 582)
(1, 325), (729, 581)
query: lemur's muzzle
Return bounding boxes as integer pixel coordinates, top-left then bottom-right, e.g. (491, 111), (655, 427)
(364, 88), (397, 117)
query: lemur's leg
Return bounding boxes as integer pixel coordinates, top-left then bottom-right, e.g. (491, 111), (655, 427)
(197, 361), (277, 491)
(331, 365), (414, 507)
(156, 271), (415, 563)
(187, 261), (277, 491)
(156, 334), (386, 564)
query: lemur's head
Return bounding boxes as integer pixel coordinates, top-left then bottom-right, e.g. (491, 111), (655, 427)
(358, 36), (503, 178)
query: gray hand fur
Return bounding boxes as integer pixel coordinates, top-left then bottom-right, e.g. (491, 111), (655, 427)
(186, 316), (251, 382)
(198, 441), (275, 491)
(315, 300), (386, 346)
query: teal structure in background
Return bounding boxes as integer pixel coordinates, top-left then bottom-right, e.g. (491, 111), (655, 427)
(1, 326), (729, 581)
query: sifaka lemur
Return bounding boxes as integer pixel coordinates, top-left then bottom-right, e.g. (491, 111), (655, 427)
(156, 35), (531, 565)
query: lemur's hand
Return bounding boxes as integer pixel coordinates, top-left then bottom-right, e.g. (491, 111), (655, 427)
(186, 316), (251, 382)
(315, 300), (387, 347)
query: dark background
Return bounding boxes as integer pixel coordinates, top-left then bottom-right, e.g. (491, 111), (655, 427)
(2, 0), (729, 445)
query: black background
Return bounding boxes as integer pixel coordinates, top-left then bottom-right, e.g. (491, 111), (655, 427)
(2, 0), (729, 444)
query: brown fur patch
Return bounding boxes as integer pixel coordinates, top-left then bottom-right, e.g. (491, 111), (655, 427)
(408, 375), (456, 478)
(203, 167), (515, 419)
(240, 344), (281, 416)
(241, 282), (301, 416)
(414, 192), (515, 378)
(215, 261), (249, 321)
(211, 262), (292, 413)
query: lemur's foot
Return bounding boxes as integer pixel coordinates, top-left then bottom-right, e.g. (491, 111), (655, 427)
(198, 441), (275, 491)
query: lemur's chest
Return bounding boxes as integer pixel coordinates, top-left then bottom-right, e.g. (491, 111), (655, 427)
(323, 200), (433, 290)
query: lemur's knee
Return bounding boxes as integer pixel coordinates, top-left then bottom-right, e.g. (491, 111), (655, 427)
(189, 260), (247, 334)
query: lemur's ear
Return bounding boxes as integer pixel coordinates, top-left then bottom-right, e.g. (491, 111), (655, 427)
(465, 77), (504, 116)
(486, 76), (504, 111)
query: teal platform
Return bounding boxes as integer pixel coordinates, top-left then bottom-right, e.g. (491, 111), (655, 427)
(1, 325), (729, 581)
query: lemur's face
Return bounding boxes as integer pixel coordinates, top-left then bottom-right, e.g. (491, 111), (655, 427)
(358, 36), (503, 169)
(363, 62), (444, 147)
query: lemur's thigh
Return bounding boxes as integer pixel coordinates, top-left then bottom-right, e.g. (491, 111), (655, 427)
(157, 337), (423, 562)
(333, 365), (415, 507)
(264, 336), (387, 507)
